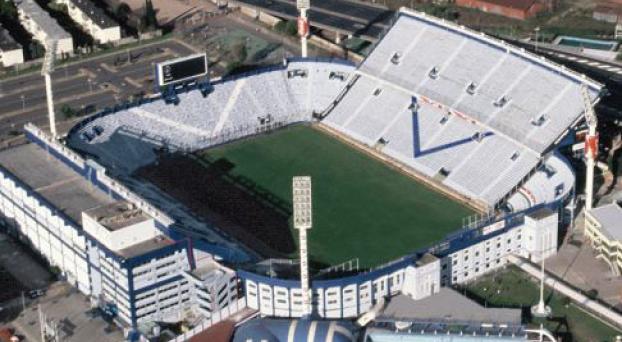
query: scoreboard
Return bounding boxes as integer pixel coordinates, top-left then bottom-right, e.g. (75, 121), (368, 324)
(156, 53), (208, 87)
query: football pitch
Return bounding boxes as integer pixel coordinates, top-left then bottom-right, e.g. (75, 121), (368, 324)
(198, 125), (475, 268)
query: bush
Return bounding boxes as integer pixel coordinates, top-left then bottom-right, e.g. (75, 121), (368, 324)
(586, 289), (599, 300)
(274, 20), (298, 36)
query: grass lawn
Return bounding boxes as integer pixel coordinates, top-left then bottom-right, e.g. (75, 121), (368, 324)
(464, 266), (621, 341)
(199, 125), (474, 268)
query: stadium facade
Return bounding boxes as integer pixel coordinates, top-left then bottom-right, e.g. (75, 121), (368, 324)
(0, 7), (603, 339)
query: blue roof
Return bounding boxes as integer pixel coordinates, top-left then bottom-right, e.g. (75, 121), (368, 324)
(233, 319), (357, 342)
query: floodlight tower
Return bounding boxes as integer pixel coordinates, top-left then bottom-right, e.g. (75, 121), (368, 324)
(581, 85), (598, 211)
(293, 176), (312, 316)
(42, 40), (58, 138)
(297, 0), (310, 58)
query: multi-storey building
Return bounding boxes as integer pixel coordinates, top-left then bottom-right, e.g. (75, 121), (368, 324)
(57, 0), (121, 44)
(585, 202), (622, 276)
(14, 0), (73, 56)
(0, 125), (237, 332)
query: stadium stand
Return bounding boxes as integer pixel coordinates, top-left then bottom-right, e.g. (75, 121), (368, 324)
(69, 9), (601, 211)
(506, 153), (575, 212)
(357, 10), (601, 154)
(323, 75), (540, 207)
(70, 60), (355, 172)
(322, 8), (603, 208)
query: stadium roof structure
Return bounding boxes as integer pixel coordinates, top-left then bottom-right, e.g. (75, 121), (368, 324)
(358, 8), (603, 155)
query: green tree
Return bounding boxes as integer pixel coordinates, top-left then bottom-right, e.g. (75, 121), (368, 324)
(116, 3), (131, 23)
(141, 0), (157, 31)
(0, 0), (16, 17)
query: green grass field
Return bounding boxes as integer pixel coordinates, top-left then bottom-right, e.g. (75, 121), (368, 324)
(464, 266), (620, 341)
(198, 125), (475, 268)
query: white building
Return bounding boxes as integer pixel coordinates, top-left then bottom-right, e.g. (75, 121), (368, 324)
(585, 202), (622, 276)
(240, 207), (559, 319)
(0, 25), (24, 67)
(0, 125), (238, 330)
(57, 0), (121, 44)
(14, 0), (73, 56)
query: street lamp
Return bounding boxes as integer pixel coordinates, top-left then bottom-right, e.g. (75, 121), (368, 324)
(20, 94), (25, 111)
(534, 27), (541, 53)
(531, 238), (552, 318)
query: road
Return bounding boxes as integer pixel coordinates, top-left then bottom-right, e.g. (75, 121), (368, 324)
(234, 0), (393, 41)
(0, 39), (196, 140)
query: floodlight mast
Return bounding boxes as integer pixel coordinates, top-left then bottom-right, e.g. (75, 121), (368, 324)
(297, 0), (310, 58)
(581, 85), (598, 211)
(42, 40), (58, 138)
(293, 176), (312, 316)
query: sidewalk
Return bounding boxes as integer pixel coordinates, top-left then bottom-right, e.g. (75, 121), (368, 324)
(509, 254), (622, 330)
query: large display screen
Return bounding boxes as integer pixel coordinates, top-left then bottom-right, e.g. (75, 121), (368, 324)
(156, 53), (208, 87)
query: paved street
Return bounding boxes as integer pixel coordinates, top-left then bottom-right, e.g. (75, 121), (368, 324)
(0, 39), (197, 140)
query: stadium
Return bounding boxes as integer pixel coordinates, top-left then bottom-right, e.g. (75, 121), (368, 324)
(68, 8), (598, 263)
(0, 6), (604, 338)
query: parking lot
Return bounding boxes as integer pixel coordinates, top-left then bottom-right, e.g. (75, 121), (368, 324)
(6, 282), (125, 342)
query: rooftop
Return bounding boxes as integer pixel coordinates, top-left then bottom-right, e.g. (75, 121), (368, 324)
(472, 0), (538, 11)
(526, 207), (556, 220)
(589, 202), (622, 241)
(69, 0), (117, 29)
(14, 0), (72, 41)
(116, 235), (174, 259)
(84, 201), (151, 232)
(0, 24), (21, 52)
(0, 143), (115, 225)
(381, 288), (521, 325)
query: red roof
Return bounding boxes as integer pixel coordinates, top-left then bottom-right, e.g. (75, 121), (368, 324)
(594, 2), (622, 15)
(475, 0), (539, 11)
(189, 321), (235, 342)
(0, 328), (14, 342)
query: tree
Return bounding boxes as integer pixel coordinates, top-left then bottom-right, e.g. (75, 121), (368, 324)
(142, 0), (157, 31)
(116, 3), (131, 23)
(0, 0), (16, 18)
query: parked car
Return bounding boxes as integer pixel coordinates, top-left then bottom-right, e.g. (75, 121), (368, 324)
(27, 289), (44, 299)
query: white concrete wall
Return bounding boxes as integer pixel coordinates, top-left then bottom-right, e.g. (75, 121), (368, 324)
(243, 209), (559, 318)
(0, 48), (24, 67)
(82, 213), (160, 252)
(59, 0), (121, 44)
(0, 169), (90, 294)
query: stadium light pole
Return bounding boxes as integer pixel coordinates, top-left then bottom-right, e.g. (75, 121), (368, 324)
(531, 238), (552, 318)
(581, 85), (598, 212)
(42, 40), (58, 138)
(297, 0), (310, 58)
(293, 176), (312, 317)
